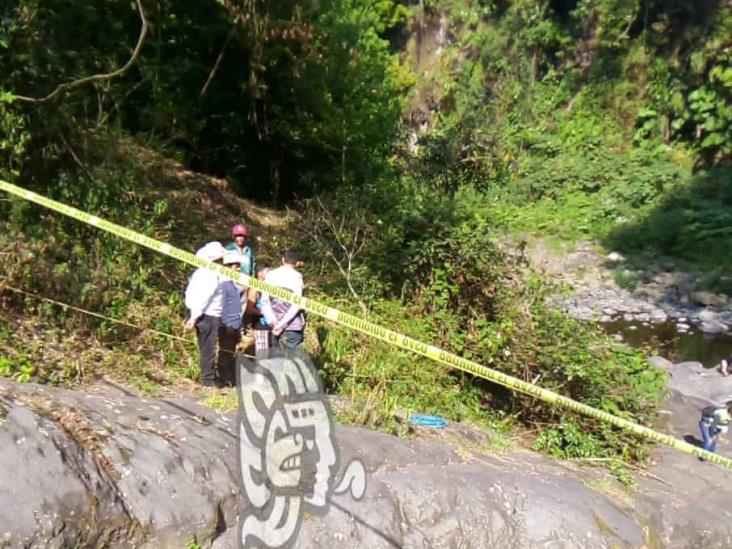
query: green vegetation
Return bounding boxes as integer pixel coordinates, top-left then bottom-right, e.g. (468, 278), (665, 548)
(1, 0), (729, 466)
(295, 185), (666, 461)
(613, 268), (641, 291)
(410, 0), (731, 278)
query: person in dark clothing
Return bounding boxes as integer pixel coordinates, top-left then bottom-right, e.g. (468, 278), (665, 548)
(226, 223), (256, 276)
(218, 251), (245, 386)
(226, 223), (257, 331)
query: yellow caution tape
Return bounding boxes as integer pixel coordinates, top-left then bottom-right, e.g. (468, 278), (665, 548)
(2, 178), (730, 469)
(0, 283), (193, 344)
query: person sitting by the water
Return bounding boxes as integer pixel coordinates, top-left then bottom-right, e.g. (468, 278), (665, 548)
(218, 251), (245, 386)
(717, 354), (732, 377)
(699, 402), (732, 454)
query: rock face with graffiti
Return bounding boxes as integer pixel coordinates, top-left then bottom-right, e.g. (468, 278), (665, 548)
(2, 360), (732, 547)
(236, 351), (366, 548)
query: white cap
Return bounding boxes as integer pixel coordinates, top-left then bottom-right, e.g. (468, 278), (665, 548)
(223, 251), (246, 265)
(195, 242), (226, 261)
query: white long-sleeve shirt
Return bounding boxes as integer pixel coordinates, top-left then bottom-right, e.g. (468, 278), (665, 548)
(185, 267), (223, 321)
(260, 265), (304, 331)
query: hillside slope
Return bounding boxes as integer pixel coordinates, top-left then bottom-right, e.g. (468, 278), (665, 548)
(0, 139), (285, 394)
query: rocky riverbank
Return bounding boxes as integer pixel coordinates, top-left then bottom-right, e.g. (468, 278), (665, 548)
(522, 238), (732, 335)
(552, 278), (732, 335)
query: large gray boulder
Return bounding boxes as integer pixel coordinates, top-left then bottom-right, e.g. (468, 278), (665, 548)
(0, 390), (140, 547)
(214, 429), (646, 549)
(0, 381), (240, 548)
(664, 361), (732, 406)
(637, 359), (732, 548)
(1, 377), (732, 548)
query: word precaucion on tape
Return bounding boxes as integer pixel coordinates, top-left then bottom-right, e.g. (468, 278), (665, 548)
(2, 179), (731, 470)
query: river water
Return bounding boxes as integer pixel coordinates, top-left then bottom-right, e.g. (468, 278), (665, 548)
(603, 319), (732, 367)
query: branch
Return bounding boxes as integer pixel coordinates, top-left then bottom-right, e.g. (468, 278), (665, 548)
(60, 135), (93, 180)
(200, 21), (239, 97)
(323, 246), (366, 313)
(14, 0), (148, 104)
(300, 202), (369, 314)
(98, 78), (147, 126)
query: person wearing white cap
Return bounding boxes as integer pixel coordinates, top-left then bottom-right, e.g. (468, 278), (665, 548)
(218, 251), (246, 385)
(184, 242), (226, 387)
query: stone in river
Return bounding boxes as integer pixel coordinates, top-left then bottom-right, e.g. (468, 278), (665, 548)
(691, 291), (728, 307)
(700, 320), (727, 334)
(699, 309), (719, 322)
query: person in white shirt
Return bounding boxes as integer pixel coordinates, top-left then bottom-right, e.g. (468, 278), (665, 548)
(218, 251), (245, 385)
(718, 354), (732, 377)
(261, 249), (306, 349)
(184, 242), (226, 387)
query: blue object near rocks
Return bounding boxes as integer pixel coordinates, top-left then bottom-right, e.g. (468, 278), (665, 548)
(409, 414), (447, 428)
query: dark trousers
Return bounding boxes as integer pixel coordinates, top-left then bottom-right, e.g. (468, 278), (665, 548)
(275, 330), (304, 350)
(195, 315), (219, 385)
(218, 325), (240, 385)
(242, 313), (258, 331)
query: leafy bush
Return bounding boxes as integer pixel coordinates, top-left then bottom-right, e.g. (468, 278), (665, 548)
(298, 186), (667, 462)
(608, 165), (732, 276)
(614, 269), (641, 291)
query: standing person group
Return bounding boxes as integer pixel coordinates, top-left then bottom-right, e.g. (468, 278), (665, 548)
(183, 223), (307, 387)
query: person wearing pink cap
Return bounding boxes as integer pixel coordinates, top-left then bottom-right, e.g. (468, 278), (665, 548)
(226, 223), (256, 277)
(226, 223), (257, 331)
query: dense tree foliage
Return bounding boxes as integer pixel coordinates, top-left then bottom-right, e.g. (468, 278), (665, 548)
(0, 0), (409, 202)
(408, 0), (731, 276)
(2, 1), (729, 205)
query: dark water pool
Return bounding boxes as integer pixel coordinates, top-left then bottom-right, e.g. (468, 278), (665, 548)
(602, 319), (732, 367)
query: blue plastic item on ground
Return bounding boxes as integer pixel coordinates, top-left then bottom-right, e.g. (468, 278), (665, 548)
(409, 414), (447, 428)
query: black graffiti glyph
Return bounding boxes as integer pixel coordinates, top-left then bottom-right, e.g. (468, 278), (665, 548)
(236, 350), (367, 548)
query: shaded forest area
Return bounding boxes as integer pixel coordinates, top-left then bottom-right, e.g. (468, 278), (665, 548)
(2, 1), (730, 212)
(1, 0), (408, 204)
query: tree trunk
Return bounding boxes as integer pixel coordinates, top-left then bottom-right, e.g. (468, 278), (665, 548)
(270, 147), (283, 207)
(341, 118), (347, 186)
